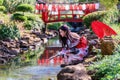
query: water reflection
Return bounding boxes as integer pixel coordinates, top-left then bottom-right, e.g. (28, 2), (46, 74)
(0, 66), (61, 80)
(0, 37), (61, 80)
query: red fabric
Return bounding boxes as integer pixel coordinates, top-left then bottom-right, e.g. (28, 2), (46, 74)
(91, 21), (117, 39)
(76, 36), (88, 48)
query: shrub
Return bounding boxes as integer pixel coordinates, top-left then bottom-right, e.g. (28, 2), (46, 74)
(101, 6), (119, 25)
(47, 23), (62, 30)
(0, 23), (20, 39)
(16, 4), (34, 14)
(0, 0), (3, 5)
(12, 13), (27, 22)
(0, 6), (6, 11)
(3, 0), (21, 13)
(27, 16), (36, 21)
(24, 21), (33, 30)
(83, 11), (107, 27)
(24, 20), (43, 30)
(25, 14), (37, 21)
(88, 46), (120, 80)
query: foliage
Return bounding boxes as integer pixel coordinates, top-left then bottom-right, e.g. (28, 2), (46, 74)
(0, 23), (20, 39)
(24, 21), (33, 30)
(100, 0), (118, 10)
(12, 13), (27, 22)
(25, 13), (37, 21)
(3, 0), (35, 13)
(82, 11), (107, 27)
(0, 6), (6, 11)
(3, 0), (21, 13)
(16, 4), (34, 13)
(47, 22), (62, 30)
(101, 6), (120, 25)
(0, 0), (3, 5)
(88, 46), (120, 80)
(18, 0), (35, 5)
(0, 13), (9, 23)
(23, 13), (44, 30)
(9, 47), (44, 68)
(109, 24), (120, 40)
(24, 20), (44, 30)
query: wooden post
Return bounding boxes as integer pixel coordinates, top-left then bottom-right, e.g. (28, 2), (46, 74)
(42, 23), (47, 33)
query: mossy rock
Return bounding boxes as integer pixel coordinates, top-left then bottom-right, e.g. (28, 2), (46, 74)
(100, 39), (115, 55)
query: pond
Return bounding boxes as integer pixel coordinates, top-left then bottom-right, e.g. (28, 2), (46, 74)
(0, 37), (62, 80)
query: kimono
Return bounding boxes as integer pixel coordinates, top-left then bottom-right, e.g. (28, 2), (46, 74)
(58, 36), (88, 64)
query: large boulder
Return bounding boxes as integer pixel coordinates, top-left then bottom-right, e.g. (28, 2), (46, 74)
(100, 39), (115, 55)
(57, 64), (91, 80)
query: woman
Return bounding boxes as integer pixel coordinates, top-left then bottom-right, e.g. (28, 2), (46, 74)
(58, 25), (88, 66)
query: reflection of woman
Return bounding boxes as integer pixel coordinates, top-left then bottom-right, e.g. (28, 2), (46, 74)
(58, 25), (88, 66)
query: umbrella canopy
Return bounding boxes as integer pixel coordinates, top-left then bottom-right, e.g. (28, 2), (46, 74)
(91, 21), (117, 39)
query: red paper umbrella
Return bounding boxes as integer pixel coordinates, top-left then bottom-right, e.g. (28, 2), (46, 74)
(91, 21), (117, 39)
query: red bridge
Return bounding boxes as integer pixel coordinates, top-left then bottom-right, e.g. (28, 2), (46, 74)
(35, 1), (99, 23)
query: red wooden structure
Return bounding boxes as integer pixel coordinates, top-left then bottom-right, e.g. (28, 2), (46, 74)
(35, 2), (99, 23)
(35, 1), (99, 32)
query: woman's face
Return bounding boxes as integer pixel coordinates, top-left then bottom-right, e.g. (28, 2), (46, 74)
(59, 29), (66, 37)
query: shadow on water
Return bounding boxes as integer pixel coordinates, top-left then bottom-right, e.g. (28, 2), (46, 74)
(0, 37), (62, 80)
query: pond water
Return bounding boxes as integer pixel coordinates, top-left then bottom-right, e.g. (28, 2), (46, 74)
(0, 37), (61, 80)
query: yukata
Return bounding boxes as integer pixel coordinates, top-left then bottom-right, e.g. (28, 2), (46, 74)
(58, 36), (88, 64)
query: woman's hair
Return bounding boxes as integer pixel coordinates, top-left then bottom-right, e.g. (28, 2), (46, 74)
(58, 25), (74, 48)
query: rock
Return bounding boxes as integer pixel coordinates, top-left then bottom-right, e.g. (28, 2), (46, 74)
(19, 40), (29, 48)
(41, 38), (48, 44)
(100, 39), (115, 55)
(87, 34), (98, 40)
(57, 64), (91, 80)
(0, 58), (7, 65)
(10, 48), (20, 55)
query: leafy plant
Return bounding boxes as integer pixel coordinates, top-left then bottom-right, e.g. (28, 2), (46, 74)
(24, 21), (33, 30)
(0, 0), (3, 5)
(24, 20), (43, 30)
(16, 4), (34, 14)
(88, 47), (120, 80)
(0, 23), (20, 39)
(19, 0), (36, 5)
(3, 0), (35, 13)
(12, 13), (27, 22)
(47, 22), (62, 30)
(0, 6), (6, 11)
(100, 0), (118, 10)
(83, 11), (107, 27)
(3, 0), (21, 13)
(101, 6), (120, 25)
